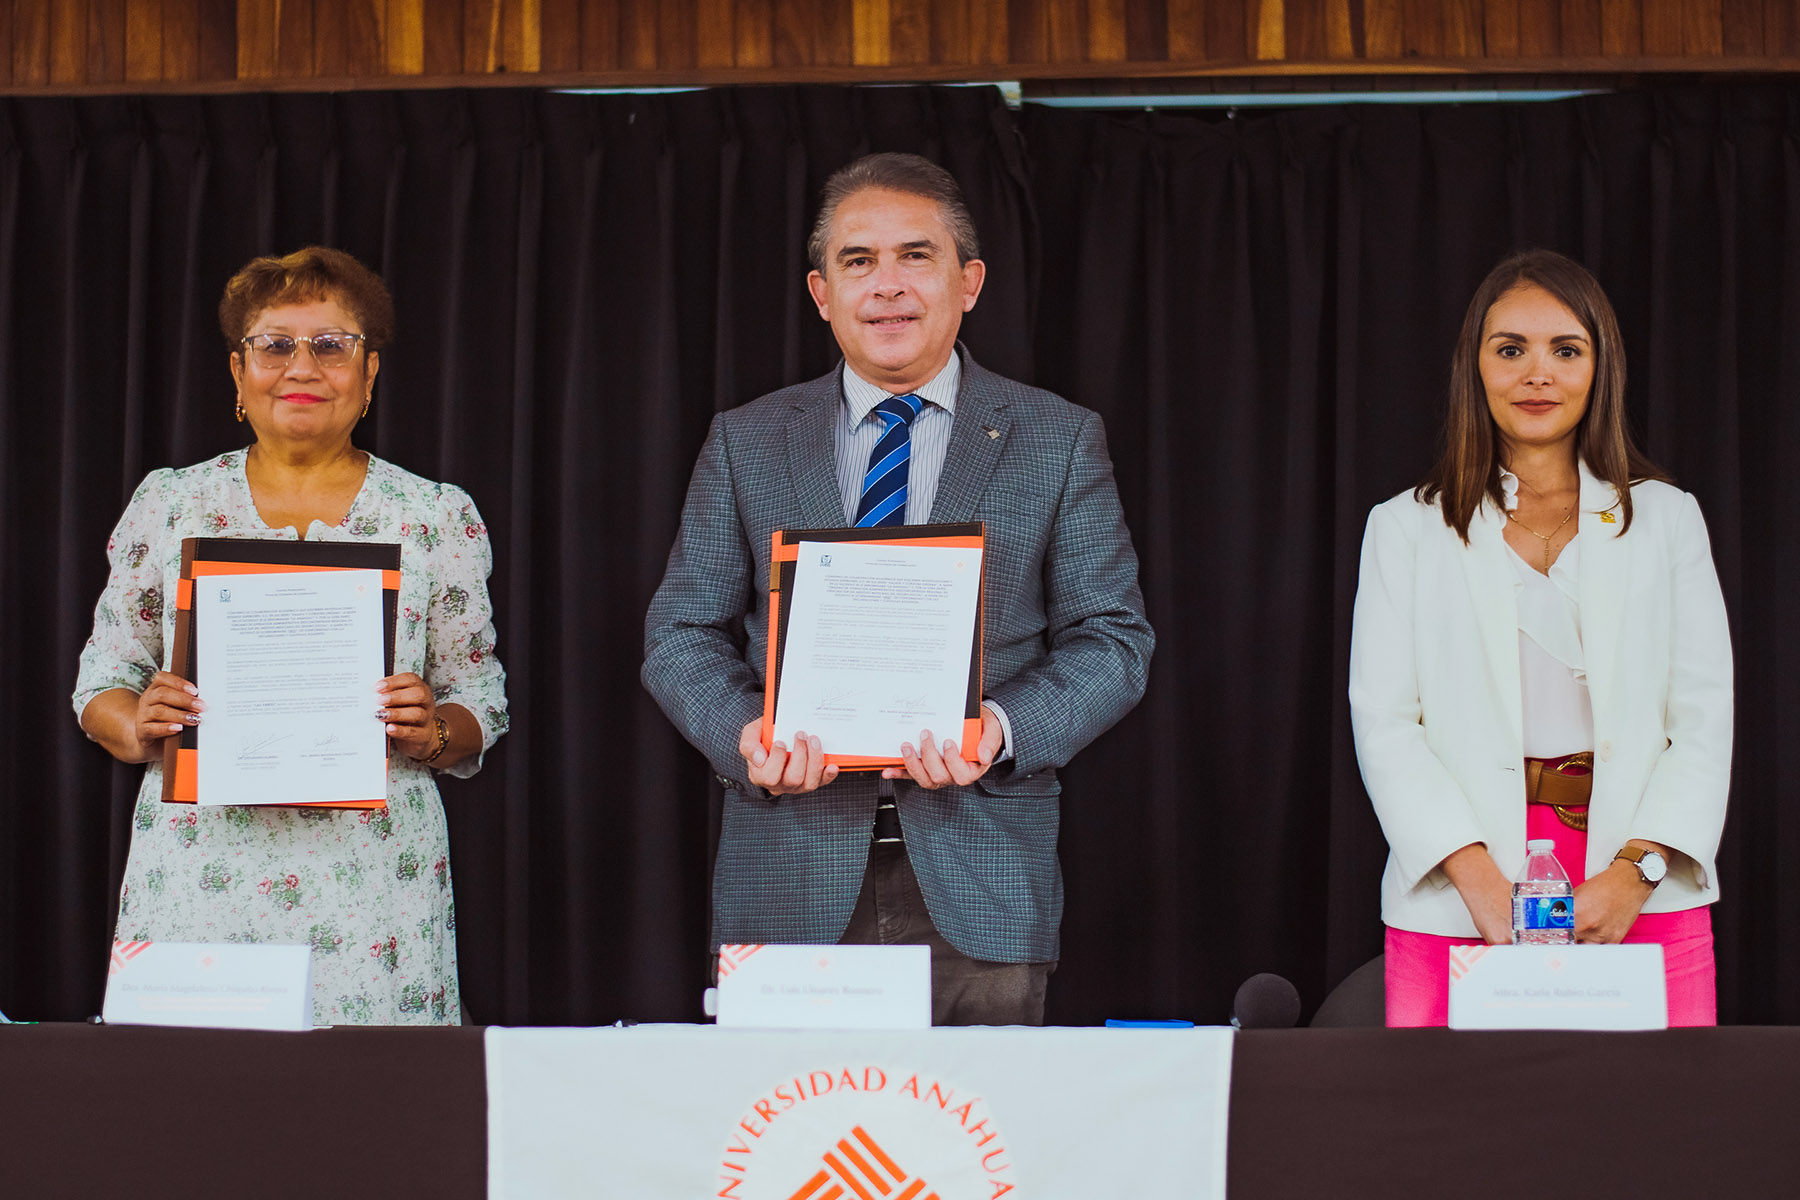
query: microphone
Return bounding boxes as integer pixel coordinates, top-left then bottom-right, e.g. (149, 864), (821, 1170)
(1230, 972), (1301, 1029)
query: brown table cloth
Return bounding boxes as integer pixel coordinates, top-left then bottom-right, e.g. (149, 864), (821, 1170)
(7, 1024), (1793, 1197)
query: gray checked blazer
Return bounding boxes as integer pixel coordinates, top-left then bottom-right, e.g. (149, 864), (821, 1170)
(642, 347), (1154, 963)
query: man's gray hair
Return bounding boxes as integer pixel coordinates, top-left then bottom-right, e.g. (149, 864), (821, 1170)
(806, 153), (982, 272)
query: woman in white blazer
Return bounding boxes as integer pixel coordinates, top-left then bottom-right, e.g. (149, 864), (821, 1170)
(1349, 248), (1732, 1026)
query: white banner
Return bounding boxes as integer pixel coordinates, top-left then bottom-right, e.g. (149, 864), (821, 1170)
(486, 1025), (1233, 1199)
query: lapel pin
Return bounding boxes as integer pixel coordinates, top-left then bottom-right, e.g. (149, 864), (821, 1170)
(1599, 512), (1617, 524)
(986, 428), (1000, 439)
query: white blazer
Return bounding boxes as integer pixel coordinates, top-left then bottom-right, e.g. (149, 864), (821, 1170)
(1349, 463), (1733, 937)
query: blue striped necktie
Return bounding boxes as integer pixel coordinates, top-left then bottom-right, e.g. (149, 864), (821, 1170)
(854, 393), (924, 527)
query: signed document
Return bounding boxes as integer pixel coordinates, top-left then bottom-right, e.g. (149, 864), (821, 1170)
(771, 540), (983, 758)
(193, 569), (388, 806)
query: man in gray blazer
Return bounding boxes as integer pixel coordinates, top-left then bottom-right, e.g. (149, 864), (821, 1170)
(643, 152), (1152, 1025)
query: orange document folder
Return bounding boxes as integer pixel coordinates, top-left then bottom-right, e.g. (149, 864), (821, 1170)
(162, 537), (401, 809)
(763, 522), (985, 771)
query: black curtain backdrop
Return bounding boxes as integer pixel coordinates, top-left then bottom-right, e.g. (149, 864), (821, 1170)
(2, 82), (1793, 1027)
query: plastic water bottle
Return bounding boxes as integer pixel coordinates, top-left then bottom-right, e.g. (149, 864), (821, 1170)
(1512, 838), (1574, 945)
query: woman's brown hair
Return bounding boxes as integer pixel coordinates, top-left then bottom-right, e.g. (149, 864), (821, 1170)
(218, 246), (396, 351)
(1417, 247), (1668, 539)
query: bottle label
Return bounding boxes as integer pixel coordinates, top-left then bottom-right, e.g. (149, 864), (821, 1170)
(1515, 895), (1574, 931)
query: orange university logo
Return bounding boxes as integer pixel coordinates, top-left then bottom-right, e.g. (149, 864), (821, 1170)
(717, 1065), (1016, 1199)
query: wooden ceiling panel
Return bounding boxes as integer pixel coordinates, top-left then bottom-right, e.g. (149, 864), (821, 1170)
(5, 0), (1799, 92)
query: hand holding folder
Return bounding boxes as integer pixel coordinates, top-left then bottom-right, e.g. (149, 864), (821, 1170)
(761, 523), (986, 775)
(164, 536), (401, 809)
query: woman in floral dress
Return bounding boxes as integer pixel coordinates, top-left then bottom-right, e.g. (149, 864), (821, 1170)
(74, 247), (507, 1025)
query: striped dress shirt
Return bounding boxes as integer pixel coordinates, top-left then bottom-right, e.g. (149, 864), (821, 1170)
(833, 356), (960, 525)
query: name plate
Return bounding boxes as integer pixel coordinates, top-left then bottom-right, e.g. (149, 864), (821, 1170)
(1448, 944), (1667, 1030)
(102, 941), (313, 1032)
(715, 944), (930, 1029)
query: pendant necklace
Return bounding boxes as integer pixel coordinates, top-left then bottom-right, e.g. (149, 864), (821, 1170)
(1506, 506), (1574, 571)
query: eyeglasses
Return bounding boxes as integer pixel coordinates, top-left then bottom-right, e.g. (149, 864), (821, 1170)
(239, 331), (367, 370)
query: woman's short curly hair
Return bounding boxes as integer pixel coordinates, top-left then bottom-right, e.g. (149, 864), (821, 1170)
(218, 246), (396, 351)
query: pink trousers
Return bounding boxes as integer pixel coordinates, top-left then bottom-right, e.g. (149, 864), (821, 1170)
(1385, 805), (1716, 1027)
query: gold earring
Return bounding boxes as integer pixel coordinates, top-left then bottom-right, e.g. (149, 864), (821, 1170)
(235, 400), (245, 423)
(361, 394), (372, 419)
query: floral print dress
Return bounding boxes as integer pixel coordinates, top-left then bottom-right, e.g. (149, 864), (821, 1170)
(73, 450), (508, 1025)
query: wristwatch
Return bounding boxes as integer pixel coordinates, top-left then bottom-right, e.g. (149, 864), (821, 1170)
(1613, 846), (1668, 888)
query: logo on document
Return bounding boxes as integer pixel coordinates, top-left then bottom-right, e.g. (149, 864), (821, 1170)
(217, 587), (232, 603)
(717, 1066), (1015, 1199)
(819, 553), (833, 567)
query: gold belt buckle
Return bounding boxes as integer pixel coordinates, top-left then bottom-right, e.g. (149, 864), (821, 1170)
(1550, 805), (1588, 832)
(1535, 752), (1593, 830)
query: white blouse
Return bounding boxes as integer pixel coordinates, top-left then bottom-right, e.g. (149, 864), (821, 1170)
(1501, 469), (1594, 758)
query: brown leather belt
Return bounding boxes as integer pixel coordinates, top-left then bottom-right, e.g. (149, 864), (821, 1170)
(1524, 751), (1593, 831)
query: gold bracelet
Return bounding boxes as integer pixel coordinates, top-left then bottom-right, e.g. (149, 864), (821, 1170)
(422, 714), (450, 764)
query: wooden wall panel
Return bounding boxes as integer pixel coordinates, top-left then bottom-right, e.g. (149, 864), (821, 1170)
(340, 0), (384, 76)
(88, 0), (126, 83)
(464, 0), (497, 73)
(1005, 0), (1046, 63)
(853, 0), (889, 65)
(1126, 0), (1168, 61)
(1404, 0), (1445, 57)
(538, 0), (579, 70)
(970, 0), (1008, 63)
(695, 0), (734, 67)
(1601, 0), (1643, 53)
(125, 0), (161, 81)
(928, 0), (965, 64)
(1684, 0), (1725, 51)
(1642, 0), (1686, 51)
(508, 0), (544, 72)
(194, 0), (235, 80)
(1169, 0), (1208, 59)
(815, 0), (853, 62)
(1287, 0), (1328, 59)
(7, 0), (1800, 93)
(1485, 0), (1522, 55)
(1562, 0), (1604, 56)
(11, 0), (52, 87)
(1256, 0), (1285, 57)
(1324, 0), (1358, 56)
(234, 0), (273, 79)
(1207, 0), (1249, 59)
(1090, 0), (1130, 64)
(314, 0), (349, 77)
(889, 0), (930, 65)
(1722, 0), (1764, 50)
(1044, 0), (1086, 63)
(1518, 0), (1560, 56)
(734, 0), (772, 65)
(275, 0), (311, 77)
(50, 0), (87, 83)
(1441, 0), (1482, 52)
(651, 0), (689, 69)
(1362, 0), (1403, 56)
(1766, 0), (1796, 54)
